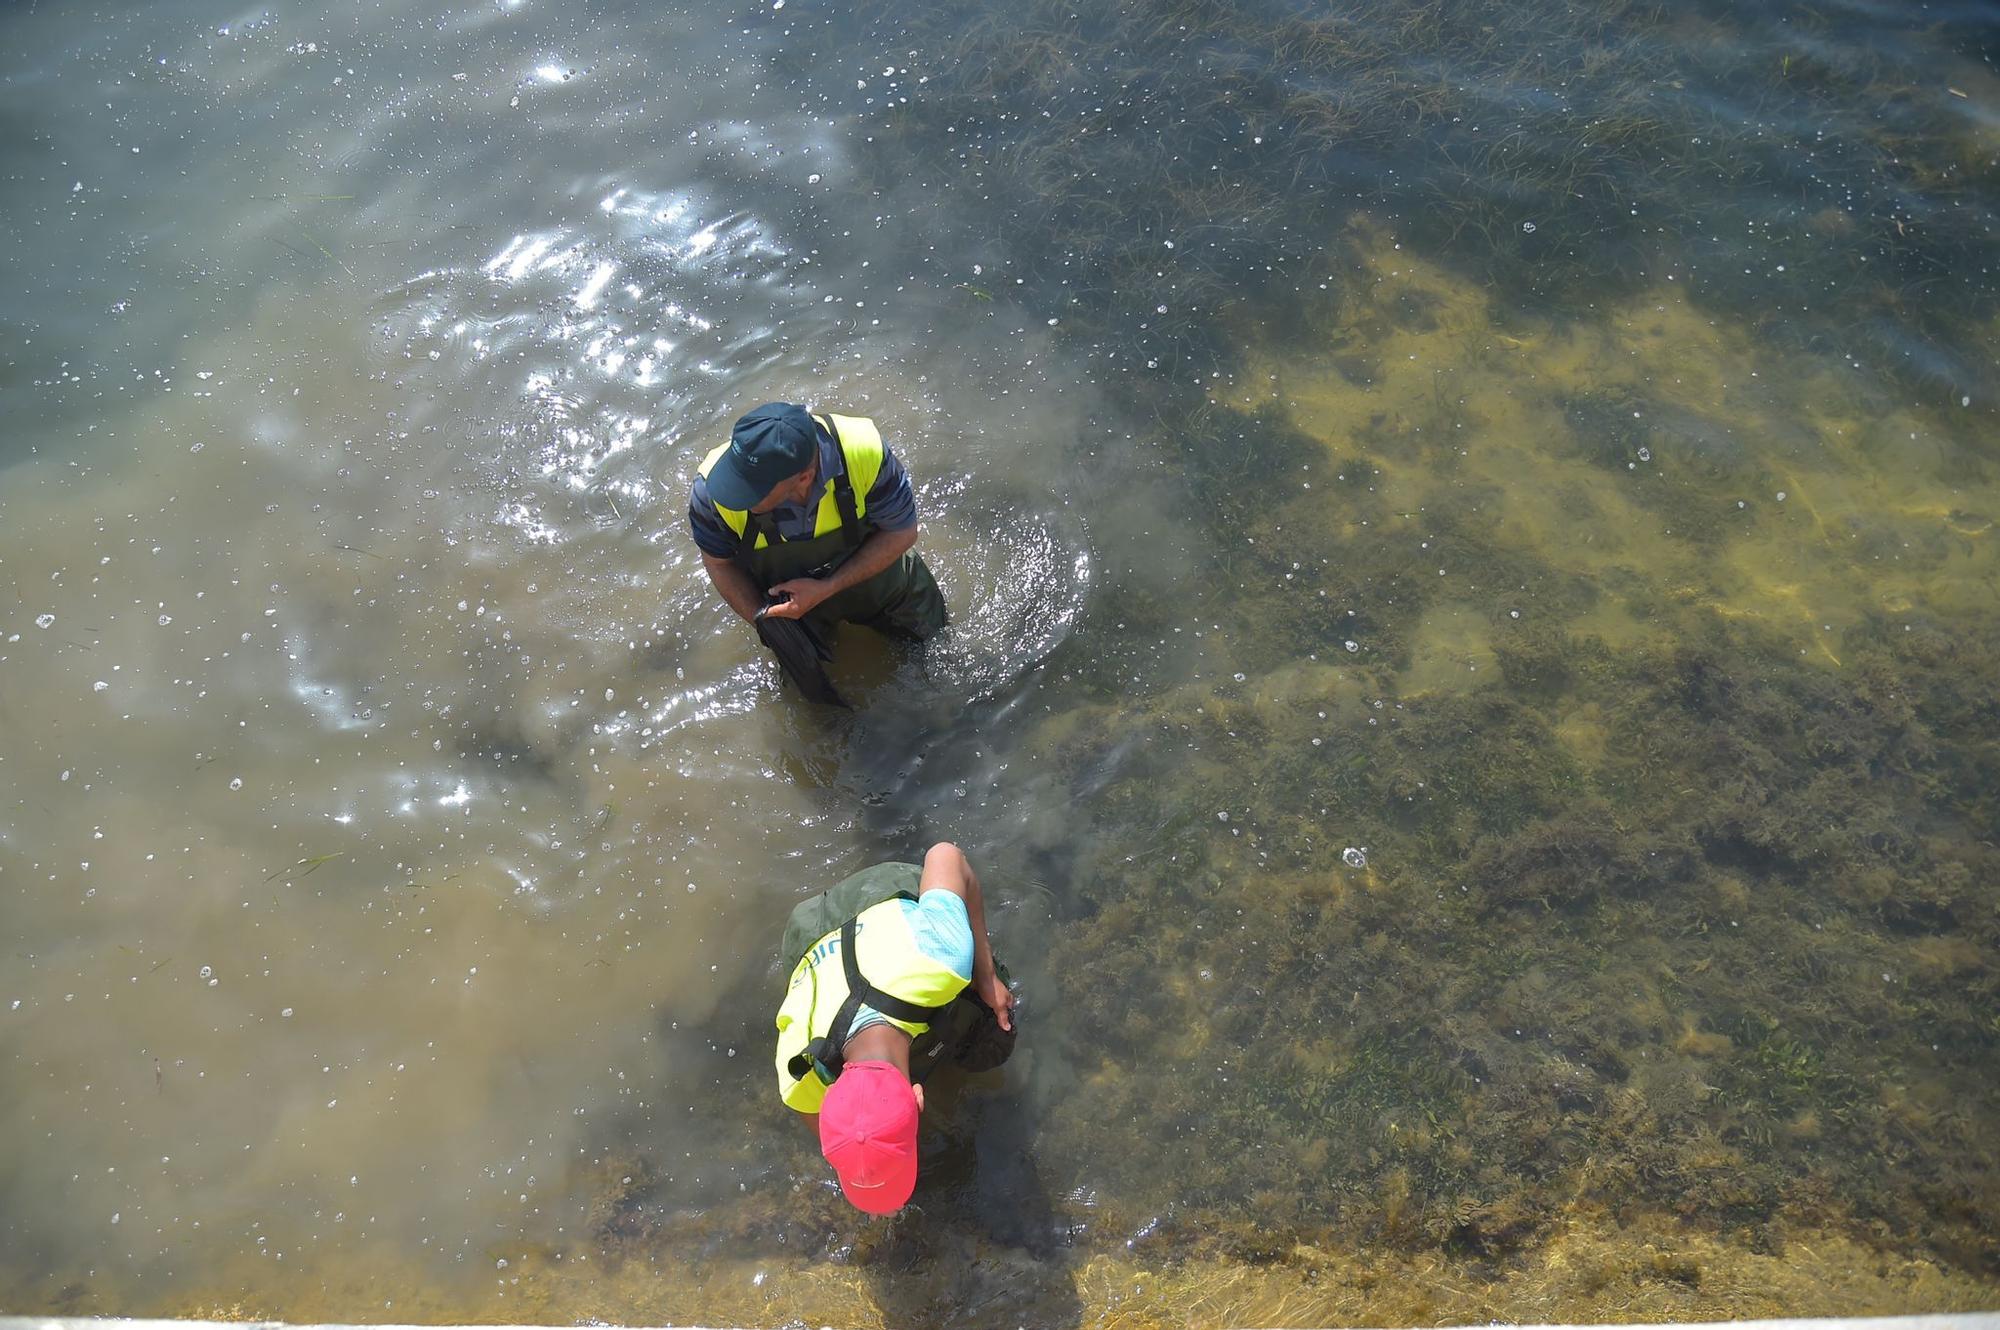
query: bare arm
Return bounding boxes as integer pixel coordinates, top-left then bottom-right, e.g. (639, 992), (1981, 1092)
(700, 552), (768, 624)
(761, 526), (920, 621)
(918, 841), (1014, 1030)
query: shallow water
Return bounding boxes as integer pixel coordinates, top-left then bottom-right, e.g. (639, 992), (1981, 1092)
(2, 0), (1996, 1324)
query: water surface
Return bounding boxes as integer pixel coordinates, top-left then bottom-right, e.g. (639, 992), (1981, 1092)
(2, 0), (1997, 1324)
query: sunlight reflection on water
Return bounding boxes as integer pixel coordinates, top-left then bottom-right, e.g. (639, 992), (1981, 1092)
(0, 0), (1111, 1305)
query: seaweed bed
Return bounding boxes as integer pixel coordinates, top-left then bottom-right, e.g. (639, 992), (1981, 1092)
(734, 0), (1999, 1318)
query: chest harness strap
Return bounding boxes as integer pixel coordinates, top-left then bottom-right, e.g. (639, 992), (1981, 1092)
(786, 895), (954, 1085)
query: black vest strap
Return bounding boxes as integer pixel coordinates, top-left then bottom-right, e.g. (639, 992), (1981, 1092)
(787, 896), (954, 1085)
(733, 509), (777, 578)
(838, 913), (953, 1026)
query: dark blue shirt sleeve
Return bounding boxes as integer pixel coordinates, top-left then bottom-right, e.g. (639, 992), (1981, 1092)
(687, 476), (741, 559)
(866, 445), (917, 532)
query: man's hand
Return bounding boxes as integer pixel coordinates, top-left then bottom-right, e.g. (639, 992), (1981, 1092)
(760, 577), (834, 619)
(974, 971), (1015, 1032)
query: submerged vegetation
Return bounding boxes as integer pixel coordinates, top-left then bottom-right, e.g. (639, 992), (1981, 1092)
(654, 0), (1999, 1318)
(1036, 599), (2000, 1261)
(843, 0), (1998, 402)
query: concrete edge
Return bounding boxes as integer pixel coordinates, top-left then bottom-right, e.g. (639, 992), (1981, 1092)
(5, 1315), (1998, 1330)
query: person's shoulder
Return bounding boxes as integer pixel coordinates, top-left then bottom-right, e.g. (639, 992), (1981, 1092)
(902, 891), (973, 973)
(687, 476), (741, 556)
(907, 887), (970, 927)
(861, 444), (916, 526)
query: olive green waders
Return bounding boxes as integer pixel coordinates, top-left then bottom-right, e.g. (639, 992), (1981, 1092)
(738, 515), (948, 642)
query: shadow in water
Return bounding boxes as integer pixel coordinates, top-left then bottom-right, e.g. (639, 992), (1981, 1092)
(856, 1080), (1082, 1330)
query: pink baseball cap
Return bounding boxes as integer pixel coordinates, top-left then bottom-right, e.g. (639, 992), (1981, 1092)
(818, 1060), (919, 1214)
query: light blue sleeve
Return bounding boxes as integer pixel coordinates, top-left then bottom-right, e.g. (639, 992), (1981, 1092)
(902, 891), (975, 979)
(844, 891), (976, 1040)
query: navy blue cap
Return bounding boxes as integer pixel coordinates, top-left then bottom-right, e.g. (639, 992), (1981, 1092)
(709, 403), (819, 510)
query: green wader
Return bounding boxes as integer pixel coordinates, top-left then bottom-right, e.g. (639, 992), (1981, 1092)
(736, 481), (948, 644)
(780, 862), (1015, 1083)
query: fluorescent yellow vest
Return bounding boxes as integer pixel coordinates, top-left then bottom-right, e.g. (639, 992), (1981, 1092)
(774, 896), (969, 1113)
(698, 412), (886, 548)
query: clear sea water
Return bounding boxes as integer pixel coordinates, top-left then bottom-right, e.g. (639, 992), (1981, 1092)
(2, 0), (1996, 1323)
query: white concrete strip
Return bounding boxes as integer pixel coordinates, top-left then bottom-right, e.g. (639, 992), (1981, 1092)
(4, 1316), (1998, 1330)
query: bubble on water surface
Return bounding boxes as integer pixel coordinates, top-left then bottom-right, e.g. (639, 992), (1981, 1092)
(1342, 847), (1368, 868)
(35, 614), (55, 629)
(1343, 639), (1359, 653)
(228, 777), (243, 790)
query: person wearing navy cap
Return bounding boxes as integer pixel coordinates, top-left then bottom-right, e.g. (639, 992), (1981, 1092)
(689, 405), (947, 692)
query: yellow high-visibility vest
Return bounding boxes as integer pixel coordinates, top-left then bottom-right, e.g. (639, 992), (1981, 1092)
(698, 412), (886, 548)
(773, 895), (968, 1113)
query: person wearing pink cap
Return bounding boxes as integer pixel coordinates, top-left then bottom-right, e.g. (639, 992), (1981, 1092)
(773, 842), (1017, 1215)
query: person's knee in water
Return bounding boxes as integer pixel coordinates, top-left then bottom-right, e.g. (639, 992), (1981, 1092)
(773, 842), (1016, 1214)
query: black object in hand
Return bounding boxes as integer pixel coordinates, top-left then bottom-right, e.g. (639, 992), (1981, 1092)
(755, 611), (848, 708)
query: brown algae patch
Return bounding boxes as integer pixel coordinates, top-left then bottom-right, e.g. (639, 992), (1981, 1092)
(954, 216), (2000, 1311)
(1401, 603), (1500, 696)
(1215, 218), (2000, 685)
(1551, 701), (1610, 769)
(134, 1214), (1999, 1328)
